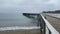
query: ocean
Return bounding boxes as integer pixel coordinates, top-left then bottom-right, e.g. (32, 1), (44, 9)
(0, 13), (39, 31)
(47, 13), (60, 18)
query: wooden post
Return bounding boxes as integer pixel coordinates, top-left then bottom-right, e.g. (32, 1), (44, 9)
(40, 14), (46, 34)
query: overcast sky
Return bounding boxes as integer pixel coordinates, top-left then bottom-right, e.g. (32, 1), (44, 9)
(0, 0), (60, 13)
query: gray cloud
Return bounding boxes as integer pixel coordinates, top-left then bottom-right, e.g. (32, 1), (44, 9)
(0, 0), (60, 13)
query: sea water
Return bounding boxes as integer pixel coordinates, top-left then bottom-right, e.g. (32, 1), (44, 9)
(0, 13), (39, 31)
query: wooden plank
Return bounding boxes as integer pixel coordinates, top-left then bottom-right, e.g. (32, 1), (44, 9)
(41, 14), (59, 34)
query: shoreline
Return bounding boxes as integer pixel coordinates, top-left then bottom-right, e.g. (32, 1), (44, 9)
(0, 29), (40, 34)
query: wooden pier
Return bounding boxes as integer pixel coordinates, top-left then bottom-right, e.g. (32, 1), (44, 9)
(42, 13), (60, 34)
(22, 13), (60, 34)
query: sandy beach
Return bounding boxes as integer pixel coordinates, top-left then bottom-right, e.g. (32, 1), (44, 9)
(0, 29), (40, 34)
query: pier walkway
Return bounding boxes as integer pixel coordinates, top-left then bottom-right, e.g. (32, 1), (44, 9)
(42, 13), (60, 34)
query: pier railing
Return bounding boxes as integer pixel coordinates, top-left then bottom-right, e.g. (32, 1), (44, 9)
(39, 14), (59, 34)
(22, 13), (59, 34)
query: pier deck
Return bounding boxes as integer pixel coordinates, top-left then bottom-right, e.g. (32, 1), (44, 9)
(43, 13), (60, 33)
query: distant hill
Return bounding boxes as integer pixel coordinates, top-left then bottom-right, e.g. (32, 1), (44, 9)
(43, 10), (60, 13)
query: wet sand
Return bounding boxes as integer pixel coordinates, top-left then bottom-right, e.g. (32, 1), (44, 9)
(0, 29), (40, 34)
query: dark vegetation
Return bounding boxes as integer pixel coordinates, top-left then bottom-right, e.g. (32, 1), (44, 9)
(43, 10), (60, 13)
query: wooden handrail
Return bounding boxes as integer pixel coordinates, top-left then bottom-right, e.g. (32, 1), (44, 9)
(41, 14), (59, 34)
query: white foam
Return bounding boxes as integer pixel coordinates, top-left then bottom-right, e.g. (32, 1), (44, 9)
(0, 26), (40, 31)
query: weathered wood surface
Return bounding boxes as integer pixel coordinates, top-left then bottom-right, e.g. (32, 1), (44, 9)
(43, 13), (60, 33)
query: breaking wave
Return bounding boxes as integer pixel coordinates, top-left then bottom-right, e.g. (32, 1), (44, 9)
(0, 26), (40, 31)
